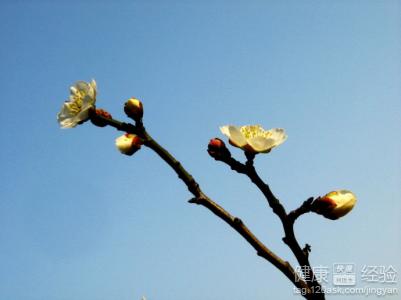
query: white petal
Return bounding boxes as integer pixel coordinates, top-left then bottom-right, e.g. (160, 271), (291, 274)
(70, 86), (78, 95)
(332, 190), (356, 205)
(247, 136), (275, 153)
(75, 107), (90, 123)
(228, 126), (247, 147)
(82, 94), (96, 106)
(57, 103), (77, 128)
(331, 202), (355, 219)
(90, 79), (97, 90)
(115, 134), (140, 155)
(59, 119), (77, 128)
(267, 128), (287, 146)
(116, 135), (131, 153)
(75, 81), (90, 92)
(58, 113), (78, 128)
(325, 190), (357, 219)
(89, 79), (97, 99)
(220, 125), (231, 137)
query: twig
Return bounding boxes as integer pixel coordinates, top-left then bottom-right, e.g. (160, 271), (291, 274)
(213, 153), (325, 299)
(90, 113), (322, 299)
(288, 197), (315, 224)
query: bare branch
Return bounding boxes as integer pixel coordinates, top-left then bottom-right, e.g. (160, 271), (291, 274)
(90, 113), (315, 298)
(211, 151), (325, 299)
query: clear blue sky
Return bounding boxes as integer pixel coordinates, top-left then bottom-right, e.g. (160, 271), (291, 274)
(0, 1), (400, 300)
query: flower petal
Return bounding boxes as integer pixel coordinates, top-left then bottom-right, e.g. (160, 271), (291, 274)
(247, 136), (276, 153)
(115, 133), (141, 155)
(228, 126), (247, 148)
(318, 190), (357, 220)
(75, 81), (90, 92)
(70, 86), (78, 95)
(57, 103), (79, 128)
(89, 79), (97, 99)
(267, 128), (287, 146)
(219, 125), (231, 137)
(75, 106), (91, 124)
(90, 79), (97, 91)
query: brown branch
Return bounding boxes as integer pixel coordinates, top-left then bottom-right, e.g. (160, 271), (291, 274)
(215, 154), (287, 220)
(213, 152), (325, 300)
(90, 113), (315, 298)
(288, 197), (315, 224)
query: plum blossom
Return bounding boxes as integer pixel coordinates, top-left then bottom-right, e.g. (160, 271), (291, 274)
(57, 80), (97, 128)
(220, 125), (287, 153)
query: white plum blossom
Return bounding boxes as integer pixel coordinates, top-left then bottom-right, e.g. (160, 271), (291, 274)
(57, 80), (97, 128)
(220, 125), (287, 153)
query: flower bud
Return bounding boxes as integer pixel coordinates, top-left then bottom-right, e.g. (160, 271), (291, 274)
(208, 138), (230, 158)
(313, 190), (356, 220)
(115, 133), (143, 156)
(90, 108), (112, 127)
(124, 98), (143, 121)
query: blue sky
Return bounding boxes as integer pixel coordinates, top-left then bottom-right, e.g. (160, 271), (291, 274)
(0, 1), (400, 300)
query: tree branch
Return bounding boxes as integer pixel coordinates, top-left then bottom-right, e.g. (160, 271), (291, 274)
(90, 113), (315, 298)
(288, 197), (315, 224)
(212, 152), (325, 299)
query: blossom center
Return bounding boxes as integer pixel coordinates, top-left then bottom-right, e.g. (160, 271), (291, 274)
(240, 125), (271, 139)
(69, 92), (85, 114)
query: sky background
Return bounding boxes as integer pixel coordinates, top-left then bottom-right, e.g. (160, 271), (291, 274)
(0, 1), (400, 300)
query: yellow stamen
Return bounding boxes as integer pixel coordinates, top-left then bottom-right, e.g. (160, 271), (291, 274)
(240, 125), (272, 139)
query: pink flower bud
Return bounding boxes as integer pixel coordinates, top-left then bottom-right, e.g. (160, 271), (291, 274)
(313, 190), (357, 220)
(208, 138), (229, 158)
(115, 133), (143, 156)
(124, 98), (143, 121)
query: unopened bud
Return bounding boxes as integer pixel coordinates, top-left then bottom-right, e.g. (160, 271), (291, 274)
(90, 108), (112, 127)
(208, 138), (229, 158)
(124, 98), (143, 121)
(313, 190), (356, 220)
(115, 133), (143, 156)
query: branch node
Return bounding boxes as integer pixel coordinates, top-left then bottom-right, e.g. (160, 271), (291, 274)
(188, 197), (198, 204)
(303, 244), (312, 257)
(288, 196), (315, 223)
(284, 261), (291, 268)
(233, 217), (243, 226)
